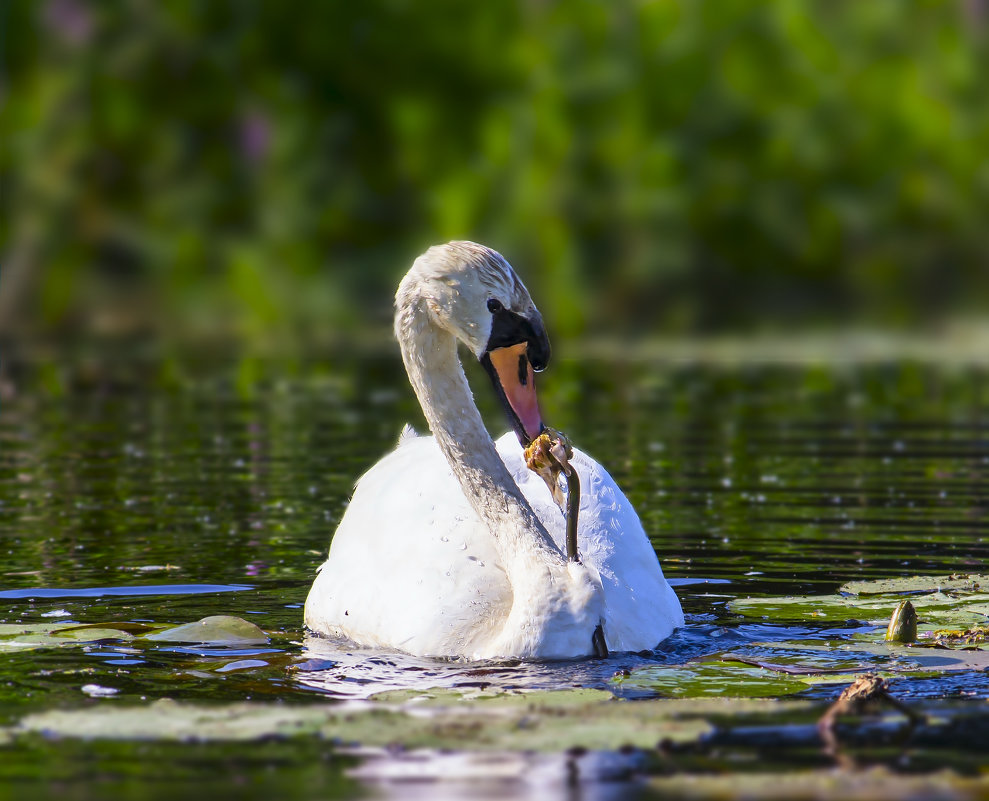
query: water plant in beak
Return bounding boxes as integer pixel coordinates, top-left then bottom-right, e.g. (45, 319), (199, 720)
(525, 428), (581, 564)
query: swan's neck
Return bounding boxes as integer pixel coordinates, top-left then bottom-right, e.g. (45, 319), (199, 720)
(395, 295), (560, 563)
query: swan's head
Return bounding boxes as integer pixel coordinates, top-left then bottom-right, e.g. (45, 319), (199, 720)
(401, 241), (551, 446)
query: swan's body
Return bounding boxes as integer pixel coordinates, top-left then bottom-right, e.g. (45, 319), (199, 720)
(305, 242), (683, 659)
(306, 430), (682, 658)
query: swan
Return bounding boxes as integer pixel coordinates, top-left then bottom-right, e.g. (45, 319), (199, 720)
(304, 241), (683, 659)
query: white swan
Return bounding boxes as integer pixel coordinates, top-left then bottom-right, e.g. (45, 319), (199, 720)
(304, 241), (683, 659)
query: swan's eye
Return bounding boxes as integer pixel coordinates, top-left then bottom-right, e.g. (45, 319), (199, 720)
(487, 298), (504, 314)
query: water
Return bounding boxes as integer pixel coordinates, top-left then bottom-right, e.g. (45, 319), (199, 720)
(2, 354), (989, 795)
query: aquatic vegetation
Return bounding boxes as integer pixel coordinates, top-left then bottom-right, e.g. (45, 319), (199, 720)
(0, 617), (269, 652)
(885, 600), (918, 643)
(927, 626), (989, 647)
(730, 574), (989, 632)
(144, 616), (269, 645)
(523, 428), (574, 511)
(13, 689), (720, 752)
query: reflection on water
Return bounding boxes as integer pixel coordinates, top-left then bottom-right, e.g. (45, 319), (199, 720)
(293, 622), (836, 700)
(344, 748), (651, 801)
(2, 356), (989, 789)
(0, 584), (253, 599)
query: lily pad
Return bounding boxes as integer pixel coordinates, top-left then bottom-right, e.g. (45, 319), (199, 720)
(0, 623), (72, 638)
(737, 640), (989, 675)
(730, 590), (989, 629)
(0, 622), (139, 651)
(841, 574), (989, 597)
(612, 661), (810, 698)
(367, 687), (614, 707)
(647, 767), (989, 801)
(0, 617), (270, 650)
(52, 627), (136, 642)
(58, 621), (156, 636)
(17, 693), (715, 751)
(14, 690), (818, 753)
(143, 616), (269, 645)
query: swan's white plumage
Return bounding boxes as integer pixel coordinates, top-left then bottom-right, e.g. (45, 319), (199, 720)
(305, 431), (684, 658)
(304, 240), (683, 660)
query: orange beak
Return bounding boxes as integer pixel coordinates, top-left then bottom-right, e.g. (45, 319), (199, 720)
(484, 342), (543, 445)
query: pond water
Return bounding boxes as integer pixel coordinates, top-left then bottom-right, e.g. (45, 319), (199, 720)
(2, 353), (989, 798)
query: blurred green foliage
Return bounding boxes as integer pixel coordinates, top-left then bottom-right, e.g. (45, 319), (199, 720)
(2, 0), (989, 347)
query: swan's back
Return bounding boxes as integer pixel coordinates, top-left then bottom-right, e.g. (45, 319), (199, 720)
(305, 432), (682, 656)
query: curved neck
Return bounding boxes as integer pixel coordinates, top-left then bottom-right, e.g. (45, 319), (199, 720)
(395, 293), (561, 563)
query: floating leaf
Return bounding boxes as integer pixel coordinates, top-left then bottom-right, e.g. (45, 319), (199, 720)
(730, 590), (989, 629)
(12, 692), (819, 752)
(647, 767), (989, 800)
(740, 640), (989, 674)
(143, 616), (269, 645)
(58, 622), (156, 636)
(0, 617), (268, 650)
(367, 687), (613, 707)
(52, 627), (136, 642)
(0, 622), (139, 651)
(0, 623), (70, 638)
(612, 661), (809, 698)
(841, 574), (989, 597)
(732, 572), (989, 632)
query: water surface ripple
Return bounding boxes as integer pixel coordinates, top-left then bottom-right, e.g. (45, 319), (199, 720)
(2, 358), (988, 712)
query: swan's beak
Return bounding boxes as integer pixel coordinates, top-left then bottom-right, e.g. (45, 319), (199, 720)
(480, 309), (551, 447)
(483, 343), (543, 446)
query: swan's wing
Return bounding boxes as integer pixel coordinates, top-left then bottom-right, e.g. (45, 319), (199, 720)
(305, 434), (510, 657)
(495, 432), (684, 651)
(397, 423), (420, 446)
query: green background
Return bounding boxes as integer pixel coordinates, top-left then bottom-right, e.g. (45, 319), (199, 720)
(3, 0), (988, 348)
